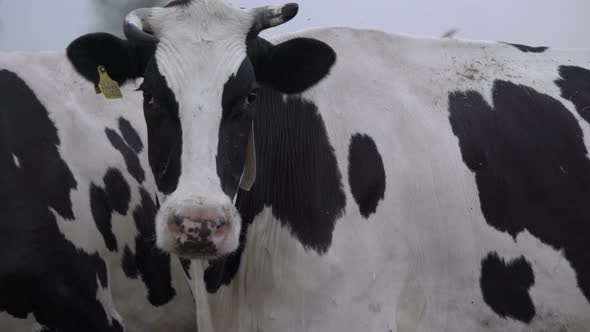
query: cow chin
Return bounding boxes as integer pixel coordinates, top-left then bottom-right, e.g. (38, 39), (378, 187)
(155, 198), (242, 260)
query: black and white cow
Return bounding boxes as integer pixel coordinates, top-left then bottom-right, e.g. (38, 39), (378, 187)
(0, 51), (196, 331)
(67, 0), (590, 331)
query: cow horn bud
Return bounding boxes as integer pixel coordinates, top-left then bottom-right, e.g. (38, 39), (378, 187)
(250, 3), (299, 35)
(124, 8), (160, 45)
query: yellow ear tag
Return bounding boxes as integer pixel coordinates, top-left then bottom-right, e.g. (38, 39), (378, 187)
(97, 66), (122, 99)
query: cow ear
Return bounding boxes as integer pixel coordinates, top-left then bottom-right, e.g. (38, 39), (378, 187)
(66, 32), (155, 86)
(255, 38), (336, 94)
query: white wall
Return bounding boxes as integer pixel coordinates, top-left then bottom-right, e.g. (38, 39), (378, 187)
(1, 0), (588, 51)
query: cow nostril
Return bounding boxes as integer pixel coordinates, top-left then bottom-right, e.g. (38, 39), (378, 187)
(174, 215), (183, 226)
(214, 219), (227, 229)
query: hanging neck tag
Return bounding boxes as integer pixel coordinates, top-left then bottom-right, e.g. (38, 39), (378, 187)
(239, 122), (256, 191)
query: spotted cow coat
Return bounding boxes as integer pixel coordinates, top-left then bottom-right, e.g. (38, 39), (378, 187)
(0, 51), (195, 332)
(62, 1), (590, 330)
(193, 29), (590, 332)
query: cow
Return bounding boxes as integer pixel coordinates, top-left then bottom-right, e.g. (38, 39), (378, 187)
(0, 51), (196, 331)
(66, 0), (590, 331)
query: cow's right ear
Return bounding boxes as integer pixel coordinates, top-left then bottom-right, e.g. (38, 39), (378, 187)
(66, 32), (155, 86)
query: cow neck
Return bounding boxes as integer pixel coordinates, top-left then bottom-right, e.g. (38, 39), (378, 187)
(238, 86), (346, 253)
(204, 86), (347, 294)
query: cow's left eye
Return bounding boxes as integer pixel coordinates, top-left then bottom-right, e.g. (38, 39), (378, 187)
(246, 89), (258, 105)
(144, 92), (155, 105)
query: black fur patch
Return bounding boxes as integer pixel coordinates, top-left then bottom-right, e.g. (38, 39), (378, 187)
(122, 246), (139, 279)
(103, 168), (131, 214)
(217, 60), (255, 198)
(503, 42), (548, 53)
(555, 65), (590, 124)
(204, 199), (251, 293)
(90, 168), (131, 252)
(480, 253), (536, 323)
(132, 188), (176, 306)
(205, 89), (346, 293)
(118, 117), (143, 154)
(0, 69), (123, 331)
(348, 134), (386, 218)
(105, 128), (145, 183)
(248, 37), (337, 94)
(448, 80), (590, 303)
(90, 184), (118, 252)
(66, 33), (155, 86)
(179, 258), (192, 280)
(141, 60), (182, 195)
(96, 258), (109, 288)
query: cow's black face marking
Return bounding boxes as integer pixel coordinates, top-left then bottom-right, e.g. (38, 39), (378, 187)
(140, 60), (182, 195)
(205, 89), (346, 293)
(502, 42), (548, 53)
(132, 188), (176, 306)
(118, 117), (143, 154)
(217, 60), (256, 198)
(348, 134), (386, 218)
(556, 65), (590, 124)
(449, 80), (590, 305)
(105, 128), (145, 184)
(480, 253), (536, 323)
(0, 70), (123, 331)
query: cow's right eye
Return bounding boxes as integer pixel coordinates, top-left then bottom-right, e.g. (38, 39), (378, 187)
(137, 84), (156, 106)
(143, 91), (156, 106)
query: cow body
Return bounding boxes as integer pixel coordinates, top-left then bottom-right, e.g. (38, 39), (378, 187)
(63, 1), (590, 331)
(0, 51), (195, 331)
(192, 28), (590, 332)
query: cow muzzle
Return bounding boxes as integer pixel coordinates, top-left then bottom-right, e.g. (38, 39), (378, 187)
(158, 205), (241, 259)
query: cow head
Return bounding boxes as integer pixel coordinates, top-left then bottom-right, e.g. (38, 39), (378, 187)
(67, 0), (335, 259)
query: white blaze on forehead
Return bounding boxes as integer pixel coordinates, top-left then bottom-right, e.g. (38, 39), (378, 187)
(148, 1), (251, 200)
(149, 0), (252, 100)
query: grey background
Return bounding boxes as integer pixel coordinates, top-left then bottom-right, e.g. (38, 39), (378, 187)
(1, 0), (589, 51)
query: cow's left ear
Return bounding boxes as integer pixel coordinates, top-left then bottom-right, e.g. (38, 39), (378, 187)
(67, 32), (155, 86)
(253, 37), (336, 94)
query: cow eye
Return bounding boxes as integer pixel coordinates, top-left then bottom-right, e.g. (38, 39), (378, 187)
(246, 89), (258, 105)
(137, 84), (156, 106)
(143, 91), (156, 106)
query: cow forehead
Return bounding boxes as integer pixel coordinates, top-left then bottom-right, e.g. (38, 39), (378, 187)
(152, 41), (249, 107)
(149, 7), (253, 103)
(154, 0), (253, 42)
